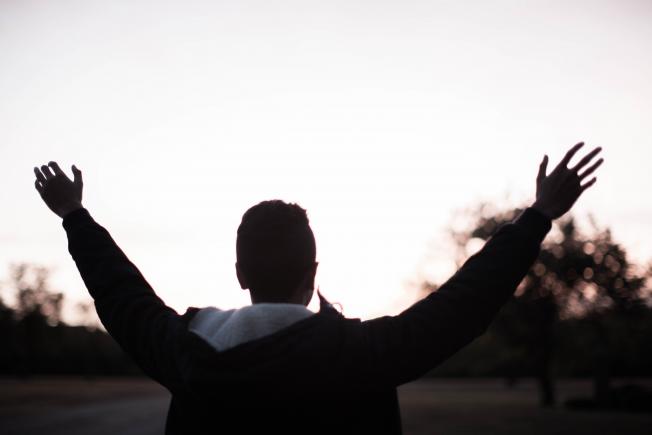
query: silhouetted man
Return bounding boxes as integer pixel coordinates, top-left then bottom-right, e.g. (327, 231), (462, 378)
(34, 142), (603, 434)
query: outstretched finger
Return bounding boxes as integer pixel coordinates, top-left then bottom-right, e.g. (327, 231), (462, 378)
(578, 158), (604, 180)
(72, 164), (83, 187)
(559, 142), (585, 167)
(34, 179), (44, 195)
(580, 177), (597, 192)
(537, 155), (548, 181)
(48, 161), (66, 177)
(41, 165), (55, 179)
(34, 167), (47, 184)
(571, 147), (602, 173)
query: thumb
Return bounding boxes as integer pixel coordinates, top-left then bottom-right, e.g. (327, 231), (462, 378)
(72, 164), (83, 188)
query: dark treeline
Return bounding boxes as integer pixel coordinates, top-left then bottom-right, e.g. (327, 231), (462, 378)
(432, 303), (652, 377)
(0, 264), (140, 377)
(422, 205), (652, 410)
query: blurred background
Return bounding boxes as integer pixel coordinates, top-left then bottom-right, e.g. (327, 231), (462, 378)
(1, 0), (651, 434)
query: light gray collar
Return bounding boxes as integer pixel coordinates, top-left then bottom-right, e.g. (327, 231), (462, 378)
(189, 303), (315, 352)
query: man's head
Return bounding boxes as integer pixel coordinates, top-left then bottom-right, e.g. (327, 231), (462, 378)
(236, 200), (317, 305)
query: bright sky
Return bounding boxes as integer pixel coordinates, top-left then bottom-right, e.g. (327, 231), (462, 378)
(1, 0), (651, 324)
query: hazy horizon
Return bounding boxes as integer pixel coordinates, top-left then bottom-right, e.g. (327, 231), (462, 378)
(1, 0), (651, 324)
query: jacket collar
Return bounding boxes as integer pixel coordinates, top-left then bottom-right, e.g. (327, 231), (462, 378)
(317, 289), (343, 317)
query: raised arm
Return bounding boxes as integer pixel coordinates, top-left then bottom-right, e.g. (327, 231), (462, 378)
(33, 162), (187, 389)
(350, 143), (604, 388)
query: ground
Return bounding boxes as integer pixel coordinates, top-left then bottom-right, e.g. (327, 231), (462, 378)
(0, 378), (650, 434)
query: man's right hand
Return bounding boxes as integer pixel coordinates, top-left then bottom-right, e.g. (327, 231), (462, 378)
(532, 142), (604, 220)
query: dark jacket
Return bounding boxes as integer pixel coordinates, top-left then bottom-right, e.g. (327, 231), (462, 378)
(62, 207), (551, 434)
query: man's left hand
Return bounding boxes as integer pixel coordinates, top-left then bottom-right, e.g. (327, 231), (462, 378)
(34, 161), (84, 219)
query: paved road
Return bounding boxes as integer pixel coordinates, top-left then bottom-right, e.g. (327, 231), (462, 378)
(399, 379), (652, 435)
(0, 378), (168, 435)
(1, 378), (651, 435)
(2, 396), (168, 435)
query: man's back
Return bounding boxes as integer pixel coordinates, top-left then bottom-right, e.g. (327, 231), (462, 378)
(166, 303), (403, 434)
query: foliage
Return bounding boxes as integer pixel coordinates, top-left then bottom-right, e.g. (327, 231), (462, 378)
(0, 263), (140, 376)
(422, 204), (652, 406)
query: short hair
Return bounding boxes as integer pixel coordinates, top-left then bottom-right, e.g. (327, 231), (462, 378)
(236, 200), (316, 301)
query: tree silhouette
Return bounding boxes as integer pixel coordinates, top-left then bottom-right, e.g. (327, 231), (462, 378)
(0, 263), (140, 376)
(11, 263), (64, 325)
(422, 204), (652, 407)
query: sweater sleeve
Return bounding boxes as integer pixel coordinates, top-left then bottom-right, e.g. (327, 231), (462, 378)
(349, 207), (551, 388)
(62, 208), (187, 390)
